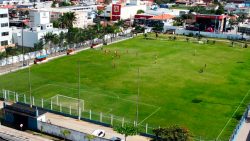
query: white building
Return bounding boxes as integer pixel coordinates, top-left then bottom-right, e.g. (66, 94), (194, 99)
(30, 10), (50, 27)
(37, 5), (97, 28)
(0, 8), (12, 52)
(12, 10), (68, 48)
(101, 3), (147, 20)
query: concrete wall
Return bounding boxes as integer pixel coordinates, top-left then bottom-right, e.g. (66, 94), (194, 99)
(37, 121), (110, 141)
(175, 29), (242, 40)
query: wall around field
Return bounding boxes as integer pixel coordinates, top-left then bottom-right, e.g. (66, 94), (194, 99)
(37, 121), (110, 141)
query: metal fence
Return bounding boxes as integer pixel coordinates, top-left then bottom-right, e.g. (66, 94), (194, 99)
(0, 89), (157, 136)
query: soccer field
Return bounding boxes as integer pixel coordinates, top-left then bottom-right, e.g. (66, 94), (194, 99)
(1, 35), (250, 140)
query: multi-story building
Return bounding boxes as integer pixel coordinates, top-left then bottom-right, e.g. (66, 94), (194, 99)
(0, 8), (12, 52)
(12, 10), (68, 48)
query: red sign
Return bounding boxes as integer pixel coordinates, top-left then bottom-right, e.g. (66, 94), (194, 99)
(112, 4), (121, 16)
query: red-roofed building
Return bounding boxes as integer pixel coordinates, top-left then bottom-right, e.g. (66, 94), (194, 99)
(149, 14), (175, 20)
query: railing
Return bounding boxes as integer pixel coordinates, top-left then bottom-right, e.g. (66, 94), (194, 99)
(229, 106), (249, 141)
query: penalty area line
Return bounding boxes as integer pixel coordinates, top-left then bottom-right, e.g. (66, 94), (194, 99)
(138, 107), (161, 125)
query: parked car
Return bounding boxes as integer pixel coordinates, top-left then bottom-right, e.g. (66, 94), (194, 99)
(110, 137), (124, 141)
(91, 129), (105, 137)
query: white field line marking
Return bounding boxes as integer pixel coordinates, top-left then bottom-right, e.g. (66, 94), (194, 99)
(138, 107), (161, 125)
(216, 88), (250, 140)
(41, 83), (160, 108)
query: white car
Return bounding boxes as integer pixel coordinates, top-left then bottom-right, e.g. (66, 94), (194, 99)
(110, 137), (124, 141)
(91, 129), (105, 137)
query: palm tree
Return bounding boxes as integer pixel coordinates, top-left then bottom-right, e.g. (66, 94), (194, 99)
(51, 34), (59, 55)
(59, 12), (77, 29)
(59, 32), (65, 53)
(43, 32), (56, 55)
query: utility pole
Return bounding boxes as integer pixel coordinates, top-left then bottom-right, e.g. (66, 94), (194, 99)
(78, 61), (81, 120)
(29, 66), (32, 108)
(136, 67), (140, 126)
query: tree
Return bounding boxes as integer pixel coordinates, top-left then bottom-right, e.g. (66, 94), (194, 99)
(152, 125), (191, 141)
(114, 125), (137, 141)
(215, 3), (224, 15)
(43, 32), (56, 54)
(85, 134), (96, 141)
(137, 10), (145, 14)
(51, 1), (57, 7)
(59, 12), (77, 28)
(60, 129), (71, 141)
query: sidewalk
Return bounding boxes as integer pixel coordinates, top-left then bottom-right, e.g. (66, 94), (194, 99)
(235, 121), (250, 141)
(45, 112), (150, 141)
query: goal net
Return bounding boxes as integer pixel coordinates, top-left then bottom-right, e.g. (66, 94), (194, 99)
(50, 94), (84, 111)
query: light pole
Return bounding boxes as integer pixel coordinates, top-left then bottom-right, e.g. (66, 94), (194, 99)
(22, 22), (25, 67)
(78, 61), (81, 120)
(29, 66), (32, 108)
(136, 67), (140, 126)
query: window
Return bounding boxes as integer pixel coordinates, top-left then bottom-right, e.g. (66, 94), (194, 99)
(1, 40), (8, 46)
(0, 14), (8, 18)
(1, 23), (8, 27)
(1, 32), (9, 36)
(106, 11), (110, 13)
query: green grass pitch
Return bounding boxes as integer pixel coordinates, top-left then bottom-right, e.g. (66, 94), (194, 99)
(1, 35), (250, 140)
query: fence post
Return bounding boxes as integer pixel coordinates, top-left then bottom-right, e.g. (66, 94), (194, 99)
(16, 93), (19, 102)
(56, 96), (59, 105)
(7, 90), (9, 100)
(2, 89), (4, 99)
(69, 105), (71, 115)
(134, 121), (136, 127)
(100, 112), (102, 122)
(146, 123), (148, 134)
(24, 94), (26, 103)
(60, 103), (62, 112)
(51, 99), (53, 110)
(13, 92), (16, 103)
(33, 96), (35, 105)
(111, 115), (113, 125)
(82, 100), (84, 111)
(41, 98), (43, 108)
(90, 109), (92, 120)
(78, 108), (81, 120)
(122, 117), (124, 127)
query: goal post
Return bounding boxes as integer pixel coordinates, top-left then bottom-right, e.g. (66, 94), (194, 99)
(50, 94), (84, 111)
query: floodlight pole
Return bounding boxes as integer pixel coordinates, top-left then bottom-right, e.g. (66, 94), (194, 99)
(136, 67), (140, 126)
(29, 66), (32, 108)
(78, 61), (81, 120)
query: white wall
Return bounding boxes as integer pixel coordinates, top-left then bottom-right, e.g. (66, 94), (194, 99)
(120, 5), (146, 19)
(30, 10), (50, 27)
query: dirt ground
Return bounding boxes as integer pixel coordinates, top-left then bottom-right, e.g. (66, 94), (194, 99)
(45, 112), (150, 141)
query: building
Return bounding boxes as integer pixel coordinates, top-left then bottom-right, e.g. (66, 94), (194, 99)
(0, 8), (12, 52)
(37, 5), (96, 28)
(186, 14), (227, 32)
(30, 10), (50, 27)
(3, 102), (46, 130)
(12, 10), (68, 48)
(100, 3), (147, 21)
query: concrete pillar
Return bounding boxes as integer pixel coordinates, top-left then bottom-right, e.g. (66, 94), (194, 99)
(41, 98), (43, 108)
(16, 94), (19, 102)
(51, 99), (53, 110)
(90, 109), (92, 120)
(69, 105), (71, 115)
(60, 103), (62, 112)
(24, 94), (26, 103)
(100, 112), (102, 122)
(111, 115), (113, 125)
